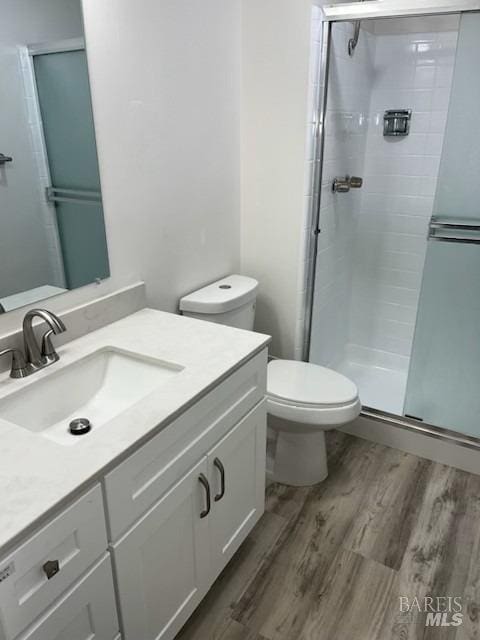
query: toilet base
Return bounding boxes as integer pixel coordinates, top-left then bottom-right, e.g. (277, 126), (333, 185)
(273, 426), (328, 487)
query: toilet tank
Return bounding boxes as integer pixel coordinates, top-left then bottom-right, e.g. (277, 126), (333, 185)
(179, 275), (258, 330)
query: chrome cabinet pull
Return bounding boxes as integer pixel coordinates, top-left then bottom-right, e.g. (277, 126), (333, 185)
(198, 474), (211, 518)
(213, 458), (226, 502)
(43, 559), (60, 580)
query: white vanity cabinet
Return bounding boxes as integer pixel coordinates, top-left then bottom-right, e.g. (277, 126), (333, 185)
(207, 403), (266, 577)
(111, 458), (211, 640)
(111, 402), (266, 640)
(0, 348), (267, 640)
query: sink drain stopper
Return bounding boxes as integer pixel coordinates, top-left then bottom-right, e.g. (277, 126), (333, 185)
(69, 418), (92, 436)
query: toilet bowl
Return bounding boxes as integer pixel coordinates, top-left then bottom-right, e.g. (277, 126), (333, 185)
(267, 359), (361, 485)
(179, 274), (361, 486)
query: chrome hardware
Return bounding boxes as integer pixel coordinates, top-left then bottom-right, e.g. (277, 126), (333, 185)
(0, 349), (31, 379)
(383, 110), (412, 137)
(23, 309), (66, 370)
(348, 0), (366, 56)
(348, 20), (361, 56)
(42, 559), (60, 580)
(198, 474), (211, 518)
(332, 176), (363, 193)
(0, 309), (66, 380)
(69, 418), (92, 436)
(349, 176), (363, 189)
(41, 329), (61, 365)
(428, 216), (480, 244)
(213, 458), (226, 502)
(46, 187), (101, 206)
(0, 153), (13, 165)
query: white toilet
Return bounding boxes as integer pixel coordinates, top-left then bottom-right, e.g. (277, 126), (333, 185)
(179, 274), (361, 486)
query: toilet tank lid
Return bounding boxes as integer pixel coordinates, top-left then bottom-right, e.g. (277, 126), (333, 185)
(179, 275), (259, 314)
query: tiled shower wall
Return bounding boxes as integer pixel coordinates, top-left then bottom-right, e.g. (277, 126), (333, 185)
(347, 18), (459, 371)
(307, 15), (459, 373)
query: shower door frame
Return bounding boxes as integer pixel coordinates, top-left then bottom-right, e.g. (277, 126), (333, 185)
(304, 0), (480, 451)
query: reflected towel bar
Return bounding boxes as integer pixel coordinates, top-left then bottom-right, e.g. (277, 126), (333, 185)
(46, 187), (102, 206)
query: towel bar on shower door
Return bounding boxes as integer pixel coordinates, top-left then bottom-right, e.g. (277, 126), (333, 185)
(428, 217), (480, 244)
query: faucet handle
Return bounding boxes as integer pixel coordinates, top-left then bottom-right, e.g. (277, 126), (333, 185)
(41, 330), (60, 364)
(0, 348), (31, 379)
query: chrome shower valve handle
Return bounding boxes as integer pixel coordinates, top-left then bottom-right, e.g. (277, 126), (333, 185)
(332, 175), (363, 193)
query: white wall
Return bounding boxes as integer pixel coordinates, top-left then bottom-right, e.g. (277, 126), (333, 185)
(241, 0), (313, 358)
(0, 0), (241, 335)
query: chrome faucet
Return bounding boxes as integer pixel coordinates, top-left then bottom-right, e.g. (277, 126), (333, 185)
(23, 309), (66, 368)
(0, 348), (30, 378)
(0, 309), (66, 379)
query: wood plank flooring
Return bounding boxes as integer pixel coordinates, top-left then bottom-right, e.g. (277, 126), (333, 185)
(175, 432), (480, 640)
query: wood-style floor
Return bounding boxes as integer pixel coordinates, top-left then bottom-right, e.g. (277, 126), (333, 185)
(175, 432), (480, 640)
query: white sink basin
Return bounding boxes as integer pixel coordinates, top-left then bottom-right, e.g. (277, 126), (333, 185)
(0, 348), (184, 446)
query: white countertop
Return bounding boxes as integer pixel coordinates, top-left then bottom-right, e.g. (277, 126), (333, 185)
(0, 309), (270, 554)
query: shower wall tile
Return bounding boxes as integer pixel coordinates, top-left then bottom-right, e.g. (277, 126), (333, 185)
(348, 25), (459, 370)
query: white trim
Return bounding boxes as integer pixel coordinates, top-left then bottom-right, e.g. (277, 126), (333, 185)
(28, 37), (85, 56)
(322, 0), (480, 22)
(343, 415), (480, 476)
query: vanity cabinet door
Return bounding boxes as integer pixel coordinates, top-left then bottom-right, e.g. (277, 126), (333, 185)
(207, 401), (266, 577)
(112, 458), (211, 640)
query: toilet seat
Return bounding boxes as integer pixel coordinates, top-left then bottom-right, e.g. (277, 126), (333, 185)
(267, 360), (361, 427)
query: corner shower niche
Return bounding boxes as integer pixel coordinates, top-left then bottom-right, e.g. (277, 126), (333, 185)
(309, 13), (472, 431)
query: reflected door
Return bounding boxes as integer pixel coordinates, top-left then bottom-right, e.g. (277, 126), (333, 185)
(33, 48), (109, 289)
(404, 13), (480, 437)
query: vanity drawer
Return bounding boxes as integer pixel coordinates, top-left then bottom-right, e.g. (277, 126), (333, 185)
(105, 349), (267, 541)
(14, 555), (118, 640)
(0, 485), (108, 640)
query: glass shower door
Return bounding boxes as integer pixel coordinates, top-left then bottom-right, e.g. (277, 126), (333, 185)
(404, 13), (480, 437)
(34, 47), (109, 289)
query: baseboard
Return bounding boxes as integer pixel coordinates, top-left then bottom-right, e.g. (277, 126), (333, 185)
(343, 414), (480, 476)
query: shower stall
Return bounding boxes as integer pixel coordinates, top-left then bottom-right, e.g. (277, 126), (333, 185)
(305, 1), (480, 447)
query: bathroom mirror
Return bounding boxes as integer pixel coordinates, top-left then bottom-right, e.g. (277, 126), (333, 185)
(0, 0), (109, 314)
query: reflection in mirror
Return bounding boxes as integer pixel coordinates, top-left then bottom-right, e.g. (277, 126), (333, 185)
(0, 0), (109, 314)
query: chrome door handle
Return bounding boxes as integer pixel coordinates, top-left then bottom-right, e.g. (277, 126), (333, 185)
(0, 153), (13, 165)
(198, 474), (211, 518)
(213, 458), (226, 502)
